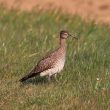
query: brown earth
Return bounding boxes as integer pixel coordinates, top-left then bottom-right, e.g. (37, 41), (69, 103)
(0, 0), (110, 24)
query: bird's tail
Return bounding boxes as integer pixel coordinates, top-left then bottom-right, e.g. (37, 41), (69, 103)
(19, 71), (40, 82)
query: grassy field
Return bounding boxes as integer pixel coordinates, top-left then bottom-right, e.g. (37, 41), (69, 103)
(0, 9), (110, 110)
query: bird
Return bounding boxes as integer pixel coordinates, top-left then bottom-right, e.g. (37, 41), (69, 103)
(19, 30), (77, 82)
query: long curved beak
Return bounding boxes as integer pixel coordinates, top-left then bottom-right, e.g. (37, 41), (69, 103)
(69, 33), (78, 40)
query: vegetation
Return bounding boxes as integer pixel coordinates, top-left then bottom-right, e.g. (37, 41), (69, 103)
(0, 9), (110, 110)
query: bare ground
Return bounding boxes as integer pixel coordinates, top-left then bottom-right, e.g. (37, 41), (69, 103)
(0, 0), (110, 24)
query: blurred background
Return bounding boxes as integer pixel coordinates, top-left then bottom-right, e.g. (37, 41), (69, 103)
(0, 0), (110, 24)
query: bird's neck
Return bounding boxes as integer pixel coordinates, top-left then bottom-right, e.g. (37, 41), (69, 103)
(60, 38), (67, 50)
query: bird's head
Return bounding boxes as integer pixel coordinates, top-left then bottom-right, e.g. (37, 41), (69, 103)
(60, 30), (78, 39)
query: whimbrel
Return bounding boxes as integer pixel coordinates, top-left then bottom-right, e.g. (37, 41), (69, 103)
(20, 30), (77, 82)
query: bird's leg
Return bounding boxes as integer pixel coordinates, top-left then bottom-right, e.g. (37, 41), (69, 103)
(54, 73), (57, 79)
(54, 73), (59, 82)
(48, 75), (51, 82)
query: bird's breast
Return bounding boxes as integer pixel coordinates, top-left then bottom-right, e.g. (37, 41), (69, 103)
(54, 57), (65, 73)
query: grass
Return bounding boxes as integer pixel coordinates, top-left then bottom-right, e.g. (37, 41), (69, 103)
(0, 9), (110, 110)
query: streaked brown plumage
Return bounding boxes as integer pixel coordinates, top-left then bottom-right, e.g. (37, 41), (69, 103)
(19, 30), (77, 82)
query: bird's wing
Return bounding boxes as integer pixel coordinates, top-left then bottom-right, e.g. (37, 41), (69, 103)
(19, 49), (59, 82)
(30, 51), (57, 74)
